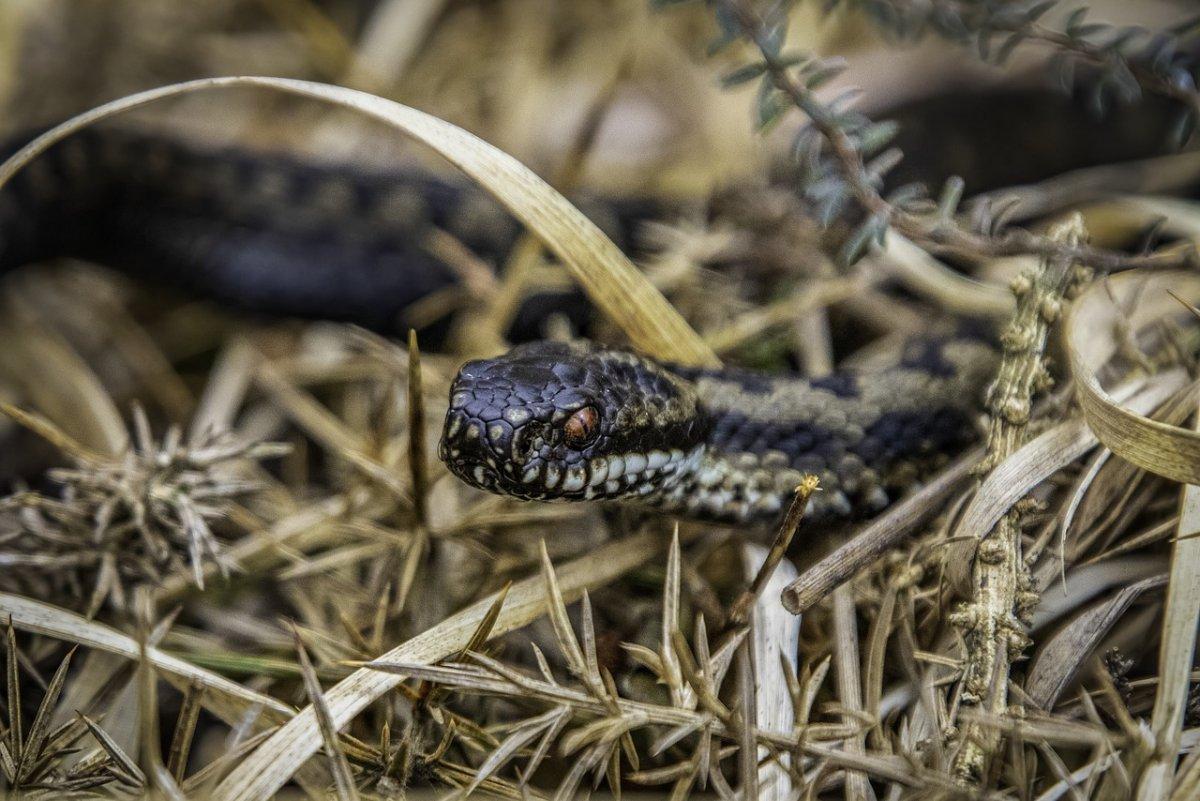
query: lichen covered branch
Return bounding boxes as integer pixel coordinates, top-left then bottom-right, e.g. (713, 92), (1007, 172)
(950, 214), (1090, 783)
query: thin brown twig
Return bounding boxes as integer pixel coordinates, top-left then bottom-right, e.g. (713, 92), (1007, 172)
(717, 0), (1198, 274)
(726, 476), (819, 628)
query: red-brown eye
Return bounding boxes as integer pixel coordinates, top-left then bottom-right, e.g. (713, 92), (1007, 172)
(563, 406), (600, 448)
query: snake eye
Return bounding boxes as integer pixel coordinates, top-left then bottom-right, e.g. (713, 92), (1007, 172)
(563, 406), (600, 449)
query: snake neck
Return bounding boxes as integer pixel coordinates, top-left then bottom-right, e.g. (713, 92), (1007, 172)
(651, 335), (999, 524)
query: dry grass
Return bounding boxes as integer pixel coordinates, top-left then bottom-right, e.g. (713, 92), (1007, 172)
(0, 2), (1198, 800)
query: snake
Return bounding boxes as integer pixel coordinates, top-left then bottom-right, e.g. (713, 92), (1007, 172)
(0, 125), (999, 524)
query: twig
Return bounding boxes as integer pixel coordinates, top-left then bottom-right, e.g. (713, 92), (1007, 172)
(406, 330), (429, 528)
(781, 448), (983, 614)
(832, 586), (872, 801)
(950, 214), (1089, 783)
(727, 476), (819, 628)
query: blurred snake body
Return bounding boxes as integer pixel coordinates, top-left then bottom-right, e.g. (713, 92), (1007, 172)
(0, 127), (998, 523)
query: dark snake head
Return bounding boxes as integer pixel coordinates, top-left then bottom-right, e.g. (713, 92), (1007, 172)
(439, 341), (708, 502)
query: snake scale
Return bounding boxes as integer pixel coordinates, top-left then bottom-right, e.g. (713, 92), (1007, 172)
(0, 126), (999, 523)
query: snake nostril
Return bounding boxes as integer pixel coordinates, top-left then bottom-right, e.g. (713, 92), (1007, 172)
(511, 422), (546, 466)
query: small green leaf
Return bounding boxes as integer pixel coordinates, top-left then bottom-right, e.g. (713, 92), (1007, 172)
(1169, 13), (1200, 37)
(1064, 7), (1089, 35)
(1051, 52), (1077, 93)
(865, 147), (903, 184)
(888, 182), (925, 208)
(1088, 76), (1110, 116)
(838, 215), (887, 265)
(857, 119), (900, 154)
(931, 7), (968, 39)
(762, 16), (787, 56)
(977, 30), (993, 61)
(1025, 1), (1057, 23)
(1108, 59), (1141, 103)
(707, 6), (740, 55)
(1106, 25), (1145, 53)
(804, 61), (846, 91)
(755, 78), (789, 130)
(814, 195), (846, 228)
(777, 51), (811, 69)
(721, 62), (767, 88)
(1071, 23), (1108, 40)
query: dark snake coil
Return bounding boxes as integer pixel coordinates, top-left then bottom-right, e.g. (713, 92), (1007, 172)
(0, 127), (999, 523)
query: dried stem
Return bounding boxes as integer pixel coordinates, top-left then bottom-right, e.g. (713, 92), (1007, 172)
(950, 214), (1089, 783)
(726, 476), (818, 629)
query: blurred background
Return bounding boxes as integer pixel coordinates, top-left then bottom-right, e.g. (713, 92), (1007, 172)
(2, 0), (1193, 196)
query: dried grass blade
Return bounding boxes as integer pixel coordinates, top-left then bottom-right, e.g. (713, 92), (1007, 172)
(461, 582), (511, 659)
(735, 644), (758, 801)
(781, 448), (981, 614)
(0, 323), (128, 456)
(649, 717), (706, 757)
(0, 740), (15, 783)
(1135, 396), (1200, 800)
(521, 706), (571, 784)
(467, 708), (561, 795)
(662, 529), (686, 707)
(1066, 271), (1200, 484)
(167, 680), (205, 782)
(1034, 752), (1119, 801)
(5, 622), (21, 760)
(831, 586), (870, 801)
(560, 714), (645, 757)
(254, 357), (410, 502)
(78, 713), (146, 787)
(138, 626), (189, 801)
(1027, 574), (1167, 709)
(552, 742), (602, 801)
(0, 402), (104, 464)
(878, 232), (1014, 318)
(406, 329), (429, 526)
(707, 627), (747, 691)
(951, 372), (1187, 562)
(539, 541), (590, 685)
(293, 627), (360, 801)
(0, 593), (293, 728)
(15, 646), (74, 782)
(188, 338), (257, 446)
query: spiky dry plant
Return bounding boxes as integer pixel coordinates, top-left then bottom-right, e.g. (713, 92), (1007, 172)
(354, 520), (961, 801)
(0, 623), (135, 799)
(0, 406), (286, 616)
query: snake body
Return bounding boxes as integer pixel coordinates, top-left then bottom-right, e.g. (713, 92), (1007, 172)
(439, 338), (996, 523)
(1, 126), (998, 523)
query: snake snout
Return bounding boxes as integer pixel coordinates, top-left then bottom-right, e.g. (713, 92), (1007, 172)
(439, 410), (506, 494)
(438, 375), (551, 496)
